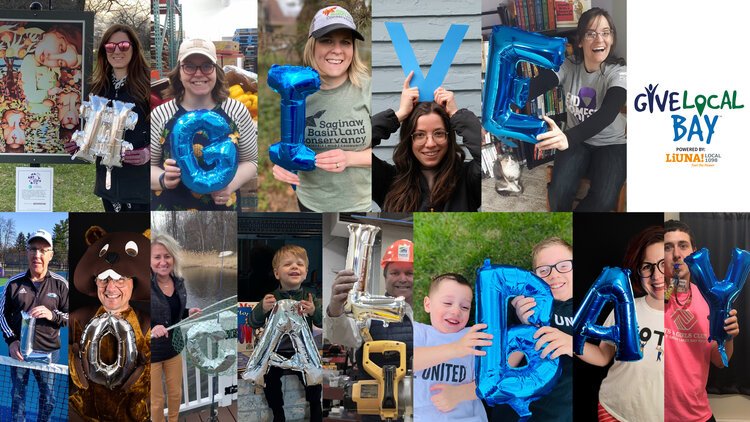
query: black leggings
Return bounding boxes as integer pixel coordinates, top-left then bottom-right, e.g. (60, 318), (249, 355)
(263, 365), (322, 421)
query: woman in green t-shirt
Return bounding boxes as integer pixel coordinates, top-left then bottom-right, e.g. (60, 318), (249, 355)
(271, 5), (372, 212)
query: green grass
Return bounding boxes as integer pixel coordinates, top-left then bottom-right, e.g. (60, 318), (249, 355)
(413, 212), (572, 324)
(0, 163), (101, 212)
(256, 52), (294, 211)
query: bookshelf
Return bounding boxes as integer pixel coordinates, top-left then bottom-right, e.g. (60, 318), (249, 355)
(482, 0), (587, 170)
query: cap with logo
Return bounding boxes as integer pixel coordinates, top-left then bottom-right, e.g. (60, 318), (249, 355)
(178, 38), (217, 64)
(309, 5), (364, 41)
(28, 229), (53, 247)
(381, 239), (413, 268)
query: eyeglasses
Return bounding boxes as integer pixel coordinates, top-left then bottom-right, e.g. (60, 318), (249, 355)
(412, 130), (448, 144)
(104, 41), (131, 53)
(583, 30), (612, 41)
(534, 260), (573, 278)
(27, 247), (52, 255)
(95, 277), (131, 288)
(638, 259), (665, 278)
(181, 63), (215, 75)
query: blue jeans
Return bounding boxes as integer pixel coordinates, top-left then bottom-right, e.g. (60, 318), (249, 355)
(548, 142), (626, 212)
(11, 349), (60, 422)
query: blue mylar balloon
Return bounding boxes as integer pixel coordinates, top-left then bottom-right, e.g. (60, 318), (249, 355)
(170, 110), (238, 194)
(482, 26), (566, 146)
(684, 247), (750, 367)
(475, 259), (561, 421)
(572, 267), (642, 361)
(268, 64), (320, 172)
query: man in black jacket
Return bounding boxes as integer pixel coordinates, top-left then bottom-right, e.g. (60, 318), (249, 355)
(0, 229), (69, 422)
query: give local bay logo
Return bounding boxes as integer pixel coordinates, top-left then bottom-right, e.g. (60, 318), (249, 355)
(633, 84), (743, 167)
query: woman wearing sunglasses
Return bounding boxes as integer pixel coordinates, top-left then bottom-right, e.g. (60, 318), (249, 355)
(150, 38), (258, 210)
(64, 24), (150, 212)
(372, 72), (481, 212)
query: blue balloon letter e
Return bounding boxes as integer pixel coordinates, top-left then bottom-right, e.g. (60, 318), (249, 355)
(482, 26), (566, 146)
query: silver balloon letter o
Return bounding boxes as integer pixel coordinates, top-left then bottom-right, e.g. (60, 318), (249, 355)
(80, 313), (138, 390)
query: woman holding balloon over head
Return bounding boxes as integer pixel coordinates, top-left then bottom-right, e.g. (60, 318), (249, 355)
(530, 7), (626, 212)
(150, 38), (258, 211)
(63, 24), (151, 212)
(371, 71), (482, 212)
(271, 5), (372, 212)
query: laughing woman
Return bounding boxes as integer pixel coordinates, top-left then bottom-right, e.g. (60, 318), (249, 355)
(530, 7), (627, 212)
(271, 5), (372, 212)
(150, 38), (258, 211)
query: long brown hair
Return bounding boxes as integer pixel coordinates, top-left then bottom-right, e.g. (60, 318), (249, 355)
(383, 102), (464, 212)
(623, 225), (664, 296)
(90, 24), (149, 111)
(162, 61), (229, 105)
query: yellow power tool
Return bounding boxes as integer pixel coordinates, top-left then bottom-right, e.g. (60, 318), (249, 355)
(351, 340), (409, 421)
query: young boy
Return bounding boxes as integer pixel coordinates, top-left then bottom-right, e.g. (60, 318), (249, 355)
(413, 273), (491, 421)
(249, 244), (323, 422)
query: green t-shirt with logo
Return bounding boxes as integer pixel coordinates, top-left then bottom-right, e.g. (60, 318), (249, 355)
(297, 78), (371, 212)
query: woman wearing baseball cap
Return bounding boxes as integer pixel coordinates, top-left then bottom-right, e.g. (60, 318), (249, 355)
(271, 5), (372, 212)
(150, 38), (258, 210)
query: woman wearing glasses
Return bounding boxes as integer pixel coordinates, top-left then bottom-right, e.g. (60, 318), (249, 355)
(150, 38), (258, 210)
(63, 24), (150, 212)
(372, 72), (481, 212)
(493, 237), (575, 421)
(570, 225), (665, 422)
(530, 7), (627, 212)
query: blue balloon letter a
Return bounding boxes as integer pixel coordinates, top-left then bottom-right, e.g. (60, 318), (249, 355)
(475, 260), (561, 421)
(572, 267), (642, 361)
(482, 26), (566, 146)
(685, 247), (750, 367)
(385, 22), (468, 102)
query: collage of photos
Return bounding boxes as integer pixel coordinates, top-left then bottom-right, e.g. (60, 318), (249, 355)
(0, 0), (749, 422)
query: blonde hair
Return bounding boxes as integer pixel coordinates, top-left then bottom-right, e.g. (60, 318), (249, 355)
(151, 232), (183, 279)
(302, 34), (369, 89)
(531, 237), (572, 268)
(272, 245), (309, 270)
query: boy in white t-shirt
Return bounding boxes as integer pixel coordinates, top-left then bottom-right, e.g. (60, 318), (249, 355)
(413, 273), (491, 421)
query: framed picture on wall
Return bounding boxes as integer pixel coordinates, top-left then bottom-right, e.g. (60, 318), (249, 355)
(0, 9), (94, 162)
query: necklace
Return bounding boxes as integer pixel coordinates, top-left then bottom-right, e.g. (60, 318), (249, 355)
(673, 283), (692, 308)
(112, 70), (127, 97)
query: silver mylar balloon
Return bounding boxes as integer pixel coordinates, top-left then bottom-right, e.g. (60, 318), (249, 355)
(242, 299), (322, 387)
(493, 153), (523, 196)
(79, 312), (138, 390)
(97, 100), (137, 169)
(344, 224), (405, 336)
(72, 95), (109, 163)
(185, 319), (237, 375)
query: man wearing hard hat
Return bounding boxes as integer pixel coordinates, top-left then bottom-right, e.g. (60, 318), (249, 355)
(324, 238), (414, 377)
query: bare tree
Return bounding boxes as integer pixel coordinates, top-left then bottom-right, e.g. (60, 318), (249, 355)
(84, 0), (151, 50)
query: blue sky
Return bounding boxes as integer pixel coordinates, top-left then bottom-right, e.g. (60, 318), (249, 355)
(0, 213), (67, 238)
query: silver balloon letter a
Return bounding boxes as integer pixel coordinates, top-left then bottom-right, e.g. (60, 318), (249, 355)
(243, 299), (323, 387)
